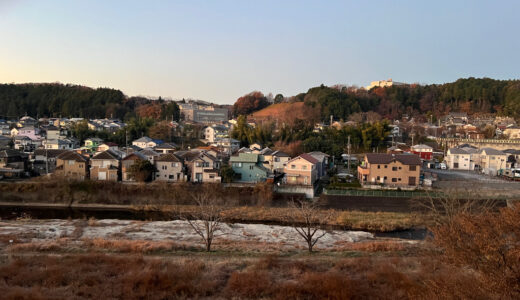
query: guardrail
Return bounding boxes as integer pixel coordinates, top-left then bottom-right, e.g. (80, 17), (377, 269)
(323, 188), (516, 200)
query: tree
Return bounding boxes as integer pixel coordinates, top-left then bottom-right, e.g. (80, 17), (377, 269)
(183, 184), (227, 252)
(286, 200), (333, 252)
(128, 159), (156, 182)
(220, 164), (235, 183)
(231, 115), (252, 147)
(148, 121), (172, 142)
(431, 204), (520, 298)
(274, 94), (284, 104)
(232, 91), (270, 117)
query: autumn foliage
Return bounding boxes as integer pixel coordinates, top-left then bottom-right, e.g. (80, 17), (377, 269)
(232, 91), (270, 116)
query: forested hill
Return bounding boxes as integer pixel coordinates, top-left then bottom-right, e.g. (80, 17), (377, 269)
(239, 78), (520, 123)
(0, 83), (180, 121)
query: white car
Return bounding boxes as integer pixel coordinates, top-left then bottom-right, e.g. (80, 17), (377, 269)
(440, 163), (447, 170)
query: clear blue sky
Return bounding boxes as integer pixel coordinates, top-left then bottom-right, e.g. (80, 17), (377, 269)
(1, 0), (519, 104)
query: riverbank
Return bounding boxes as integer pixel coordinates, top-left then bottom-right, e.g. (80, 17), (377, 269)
(0, 201), (430, 232)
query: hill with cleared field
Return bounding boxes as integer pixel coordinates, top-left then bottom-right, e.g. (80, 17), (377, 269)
(250, 102), (320, 124)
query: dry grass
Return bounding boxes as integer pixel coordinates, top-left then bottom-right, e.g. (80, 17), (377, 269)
(0, 251), (501, 299)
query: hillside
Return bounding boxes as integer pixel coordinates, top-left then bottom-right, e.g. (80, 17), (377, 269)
(250, 102), (320, 125)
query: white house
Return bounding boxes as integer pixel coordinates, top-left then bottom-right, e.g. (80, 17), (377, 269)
(132, 136), (162, 149)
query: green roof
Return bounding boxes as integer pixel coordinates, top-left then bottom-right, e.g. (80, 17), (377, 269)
(230, 153), (259, 163)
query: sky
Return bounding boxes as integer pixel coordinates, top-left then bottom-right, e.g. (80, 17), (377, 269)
(1, 0), (519, 104)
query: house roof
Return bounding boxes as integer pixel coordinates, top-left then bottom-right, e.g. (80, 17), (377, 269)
(101, 142), (118, 147)
(34, 149), (69, 158)
(365, 153), (421, 165)
(56, 151), (88, 162)
(155, 153), (181, 162)
(133, 136), (153, 143)
(411, 144), (433, 150)
(480, 148), (505, 156)
(260, 147), (274, 155)
(230, 153), (259, 163)
(139, 148), (160, 157)
(0, 149), (23, 158)
(122, 152), (147, 161)
(154, 142), (178, 150)
(503, 149), (520, 155)
(92, 150), (120, 160)
(272, 150), (290, 157)
(448, 148), (469, 155)
(307, 151), (330, 162)
(288, 153), (319, 165)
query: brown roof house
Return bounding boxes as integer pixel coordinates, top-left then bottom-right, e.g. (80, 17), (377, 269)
(154, 153), (186, 182)
(90, 150), (121, 181)
(358, 153), (421, 189)
(283, 153), (319, 186)
(54, 151), (89, 180)
(179, 151), (221, 183)
(121, 152), (148, 182)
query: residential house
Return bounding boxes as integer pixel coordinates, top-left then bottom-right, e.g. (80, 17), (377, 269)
(45, 138), (75, 150)
(230, 153), (269, 183)
(132, 136), (162, 149)
(249, 143), (263, 151)
(283, 153), (318, 186)
(211, 138), (240, 154)
(154, 142), (178, 154)
(445, 148), (477, 170)
(478, 148), (508, 175)
(503, 126), (520, 139)
(410, 144), (433, 160)
(357, 153), (421, 187)
(33, 149), (68, 175)
(90, 150), (121, 181)
(84, 138), (104, 151)
(14, 136), (41, 152)
(54, 151), (89, 180)
(154, 153), (186, 182)
(259, 148), (290, 173)
(204, 125), (228, 143)
(11, 126), (41, 140)
(307, 151), (330, 178)
(503, 149), (520, 169)
(180, 151), (221, 183)
(121, 152), (148, 181)
(0, 136), (11, 149)
(97, 142), (119, 152)
(139, 148), (160, 163)
(45, 125), (64, 140)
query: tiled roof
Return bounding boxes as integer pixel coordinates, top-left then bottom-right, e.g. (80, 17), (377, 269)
(56, 151), (88, 162)
(298, 153), (320, 164)
(92, 150), (120, 160)
(155, 153), (181, 162)
(365, 153), (421, 165)
(480, 148), (505, 156)
(272, 150), (290, 157)
(34, 149), (68, 158)
(133, 136), (153, 143)
(230, 153), (259, 163)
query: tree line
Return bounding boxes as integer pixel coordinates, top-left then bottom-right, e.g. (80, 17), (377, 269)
(0, 83), (180, 121)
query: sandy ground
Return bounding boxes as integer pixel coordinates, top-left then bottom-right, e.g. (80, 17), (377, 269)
(0, 219), (375, 251)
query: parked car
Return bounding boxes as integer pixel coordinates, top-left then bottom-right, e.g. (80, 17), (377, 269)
(440, 163), (447, 170)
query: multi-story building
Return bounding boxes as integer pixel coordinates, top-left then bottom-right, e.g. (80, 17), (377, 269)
(478, 148), (508, 175)
(365, 79), (406, 90)
(283, 153), (319, 186)
(154, 153), (185, 182)
(230, 153), (269, 183)
(204, 125), (229, 143)
(179, 102), (228, 124)
(121, 152), (147, 181)
(259, 148), (291, 173)
(90, 150), (121, 181)
(54, 151), (89, 180)
(357, 153), (421, 187)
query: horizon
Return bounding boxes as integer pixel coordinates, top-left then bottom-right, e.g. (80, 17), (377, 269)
(1, 0), (520, 104)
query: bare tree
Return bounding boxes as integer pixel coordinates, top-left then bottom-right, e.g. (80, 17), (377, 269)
(412, 188), (499, 226)
(183, 184), (226, 251)
(286, 200), (333, 252)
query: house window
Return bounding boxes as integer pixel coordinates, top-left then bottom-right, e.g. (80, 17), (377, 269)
(384, 176), (387, 180)
(409, 165), (416, 171)
(304, 176), (308, 184)
(302, 165), (307, 170)
(68, 160), (74, 165)
(291, 165), (296, 169)
(392, 167), (397, 171)
(210, 175), (215, 179)
(249, 165), (253, 170)
(384, 165), (387, 168)
(398, 167), (402, 170)
(376, 176), (380, 180)
(169, 175), (173, 179)
(392, 178), (397, 182)
(377, 165), (380, 169)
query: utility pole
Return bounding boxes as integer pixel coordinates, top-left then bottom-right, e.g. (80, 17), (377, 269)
(347, 135), (351, 175)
